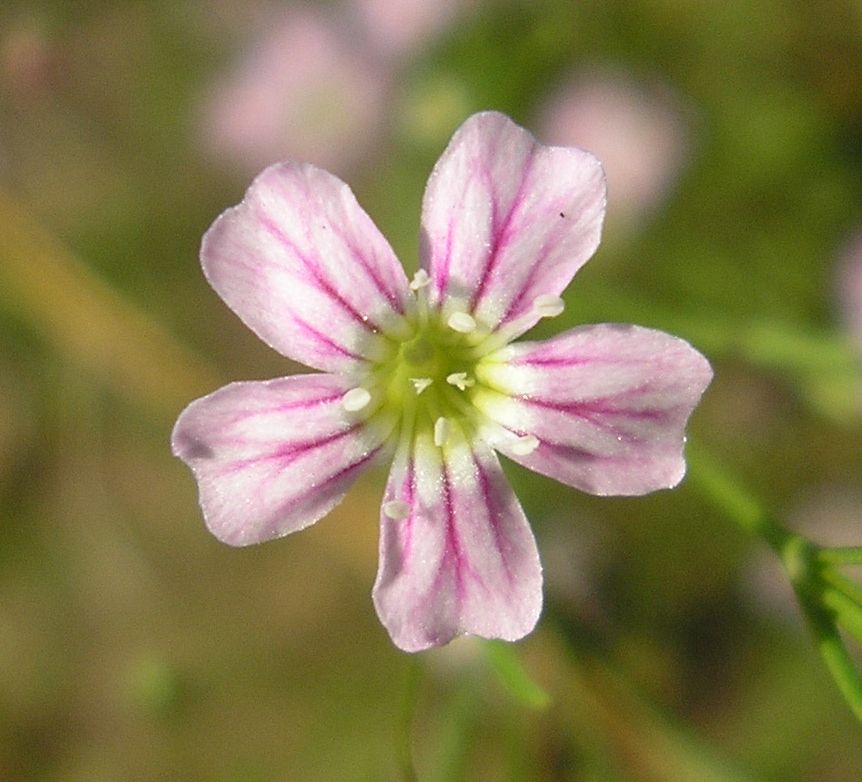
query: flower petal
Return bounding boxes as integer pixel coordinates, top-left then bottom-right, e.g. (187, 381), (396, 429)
(202, 162), (412, 373)
(473, 324), (713, 495)
(172, 374), (396, 546)
(373, 427), (542, 652)
(420, 111), (606, 338)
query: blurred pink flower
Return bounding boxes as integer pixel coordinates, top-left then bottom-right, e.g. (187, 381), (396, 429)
(538, 71), (690, 226)
(837, 230), (862, 349)
(201, 6), (390, 177)
(173, 111), (712, 651)
(0, 20), (55, 97)
(348, 0), (465, 60)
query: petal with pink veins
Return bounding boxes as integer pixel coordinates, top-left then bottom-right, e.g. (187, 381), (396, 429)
(202, 162), (412, 373)
(473, 324), (713, 496)
(420, 111), (606, 338)
(373, 428), (543, 652)
(172, 374), (396, 546)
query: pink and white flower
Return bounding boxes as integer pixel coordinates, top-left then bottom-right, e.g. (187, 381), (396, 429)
(538, 71), (690, 227)
(172, 111), (712, 652)
(200, 6), (389, 178)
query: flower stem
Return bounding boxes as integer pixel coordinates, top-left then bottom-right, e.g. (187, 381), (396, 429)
(794, 589), (862, 722)
(820, 588), (862, 647)
(817, 547), (862, 566)
(396, 656), (422, 782)
(821, 568), (862, 605)
(683, 442), (792, 553)
(686, 440), (862, 722)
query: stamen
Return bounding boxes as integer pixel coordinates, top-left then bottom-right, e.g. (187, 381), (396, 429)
(341, 387), (371, 411)
(469, 295), (565, 358)
(410, 377), (433, 395)
(383, 500), (411, 520)
(433, 416), (450, 447)
(445, 372), (475, 392)
(533, 294), (565, 318)
(447, 311), (477, 334)
(410, 269), (431, 290)
(511, 434), (540, 456)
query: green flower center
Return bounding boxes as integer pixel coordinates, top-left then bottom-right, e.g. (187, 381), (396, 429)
(377, 311), (481, 440)
(341, 272), (563, 496)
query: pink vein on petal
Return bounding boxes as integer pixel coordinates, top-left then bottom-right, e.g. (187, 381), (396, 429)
(325, 218), (406, 313)
(416, 460), (470, 631)
(472, 445), (516, 588)
(469, 147), (536, 311)
(432, 213), (456, 301)
(399, 455), (416, 563)
(275, 167), (407, 315)
(497, 230), (561, 323)
(520, 386), (669, 422)
(256, 210), (382, 333)
(290, 314), (370, 362)
(215, 388), (346, 430)
(216, 423), (363, 476)
(507, 352), (595, 368)
(442, 460), (468, 602)
(262, 444), (386, 540)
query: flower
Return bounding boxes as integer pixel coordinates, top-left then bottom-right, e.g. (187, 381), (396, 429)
(172, 111), (712, 652)
(347, 0), (466, 61)
(836, 229), (862, 352)
(200, 6), (390, 178)
(537, 71), (690, 228)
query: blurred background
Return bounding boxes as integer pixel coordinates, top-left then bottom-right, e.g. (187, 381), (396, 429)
(1, 0), (862, 779)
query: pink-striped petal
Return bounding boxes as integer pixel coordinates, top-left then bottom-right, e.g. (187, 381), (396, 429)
(202, 162), (412, 373)
(420, 111), (606, 338)
(474, 324), (712, 495)
(171, 374), (395, 546)
(373, 428), (542, 652)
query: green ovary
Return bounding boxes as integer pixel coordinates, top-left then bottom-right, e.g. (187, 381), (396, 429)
(375, 316), (482, 437)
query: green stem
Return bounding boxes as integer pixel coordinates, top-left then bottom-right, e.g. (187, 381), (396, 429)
(687, 441), (862, 722)
(795, 591), (862, 722)
(820, 588), (862, 647)
(684, 442), (792, 553)
(397, 657), (422, 782)
(820, 568), (862, 609)
(482, 640), (551, 710)
(817, 547), (862, 566)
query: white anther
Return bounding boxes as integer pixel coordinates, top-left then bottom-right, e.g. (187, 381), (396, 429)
(446, 372), (475, 392)
(410, 377), (433, 395)
(511, 434), (540, 456)
(383, 500), (411, 520)
(533, 294), (565, 318)
(341, 387), (371, 411)
(447, 311), (477, 334)
(433, 417), (450, 447)
(410, 269), (431, 290)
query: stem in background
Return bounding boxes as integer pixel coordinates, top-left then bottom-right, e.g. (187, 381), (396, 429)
(818, 547), (862, 566)
(683, 442), (792, 553)
(0, 191), (222, 420)
(794, 590), (862, 722)
(577, 289), (860, 379)
(686, 440), (862, 723)
(820, 589), (862, 646)
(397, 656), (422, 782)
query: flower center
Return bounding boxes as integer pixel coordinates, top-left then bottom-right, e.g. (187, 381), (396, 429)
(342, 270), (565, 457)
(380, 311), (480, 443)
